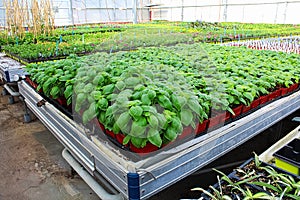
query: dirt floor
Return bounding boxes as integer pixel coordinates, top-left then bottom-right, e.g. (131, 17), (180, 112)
(0, 86), (100, 200)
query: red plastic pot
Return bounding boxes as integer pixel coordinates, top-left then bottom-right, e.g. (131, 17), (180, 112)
(232, 105), (243, 118)
(268, 92), (276, 101)
(288, 83), (299, 93)
(95, 119), (105, 131)
(178, 126), (194, 140)
(37, 87), (43, 93)
(208, 117), (219, 127)
(242, 105), (251, 114)
(208, 115), (221, 127)
(32, 81), (38, 89)
(99, 123), (105, 131)
(274, 89), (281, 98)
(217, 112), (227, 124)
(56, 96), (67, 106)
(115, 133), (127, 146)
(280, 87), (289, 96)
(268, 89), (281, 101)
(105, 129), (116, 139)
(225, 111), (231, 121)
(25, 76), (31, 84)
(259, 95), (269, 105)
(250, 98), (260, 109)
(130, 142), (159, 154)
(196, 120), (208, 135)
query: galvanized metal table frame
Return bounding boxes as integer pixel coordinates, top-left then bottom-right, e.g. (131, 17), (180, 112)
(18, 80), (300, 199)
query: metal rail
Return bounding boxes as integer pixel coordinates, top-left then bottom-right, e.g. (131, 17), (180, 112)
(18, 80), (300, 199)
(62, 148), (124, 200)
(4, 83), (19, 97)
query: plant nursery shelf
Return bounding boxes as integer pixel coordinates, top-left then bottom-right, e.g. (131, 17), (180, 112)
(18, 80), (300, 200)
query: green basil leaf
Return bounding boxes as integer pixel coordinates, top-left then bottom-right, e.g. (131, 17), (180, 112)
(147, 129), (162, 148)
(116, 112), (131, 131)
(64, 85), (73, 99)
(181, 109), (193, 126)
(187, 98), (202, 115)
(122, 134), (131, 145)
(50, 86), (61, 99)
(129, 106), (143, 119)
(148, 114), (159, 129)
(165, 127), (177, 141)
(131, 137), (145, 148)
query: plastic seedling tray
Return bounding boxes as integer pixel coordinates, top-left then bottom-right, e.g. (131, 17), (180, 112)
(273, 138), (300, 176)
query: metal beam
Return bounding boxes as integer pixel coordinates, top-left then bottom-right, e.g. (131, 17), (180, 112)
(69, 0), (74, 25)
(132, 0), (137, 24)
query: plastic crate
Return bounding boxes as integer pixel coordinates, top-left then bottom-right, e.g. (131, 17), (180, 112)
(273, 138), (300, 176)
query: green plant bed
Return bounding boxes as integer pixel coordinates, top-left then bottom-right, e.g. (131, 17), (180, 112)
(52, 27), (125, 37)
(25, 42), (300, 150)
(3, 42), (95, 62)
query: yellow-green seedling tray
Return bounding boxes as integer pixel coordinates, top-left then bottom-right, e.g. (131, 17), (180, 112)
(273, 138), (300, 176)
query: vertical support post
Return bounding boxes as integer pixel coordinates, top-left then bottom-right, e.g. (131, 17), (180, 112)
(274, 3), (279, 24)
(98, 0), (103, 22)
(218, 0), (222, 22)
(69, 0), (74, 25)
(283, 1), (288, 24)
(113, 0), (116, 21)
(181, 0), (184, 22)
(223, 0), (228, 22)
(132, 0), (137, 24)
(127, 173), (140, 200)
(125, 0), (128, 21)
(84, 0), (87, 23)
(242, 6), (245, 22)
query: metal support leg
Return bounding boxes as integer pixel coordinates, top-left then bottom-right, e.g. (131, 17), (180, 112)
(62, 149), (124, 200)
(4, 83), (20, 97)
(8, 96), (15, 104)
(19, 96), (32, 123)
(1, 88), (7, 96)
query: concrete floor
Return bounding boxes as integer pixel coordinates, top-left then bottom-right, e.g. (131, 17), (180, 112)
(0, 86), (100, 200)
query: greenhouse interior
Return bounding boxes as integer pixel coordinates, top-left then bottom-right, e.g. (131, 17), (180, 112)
(0, 0), (300, 199)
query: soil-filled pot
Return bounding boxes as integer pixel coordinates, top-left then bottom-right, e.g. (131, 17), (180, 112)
(55, 96), (67, 107)
(268, 90), (281, 101)
(96, 120), (105, 132)
(225, 111), (231, 121)
(288, 83), (299, 93)
(115, 133), (128, 147)
(208, 114), (223, 127)
(130, 143), (159, 154)
(242, 104), (251, 114)
(280, 87), (289, 96)
(232, 105), (243, 118)
(196, 120), (208, 135)
(178, 126), (194, 140)
(105, 129), (116, 139)
(259, 95), (269, 105)
(250, 98), (260, 109)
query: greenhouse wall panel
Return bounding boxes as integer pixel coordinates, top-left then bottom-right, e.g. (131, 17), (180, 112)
(150, 0), (300, 24)
(0, 0), (299, 27)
